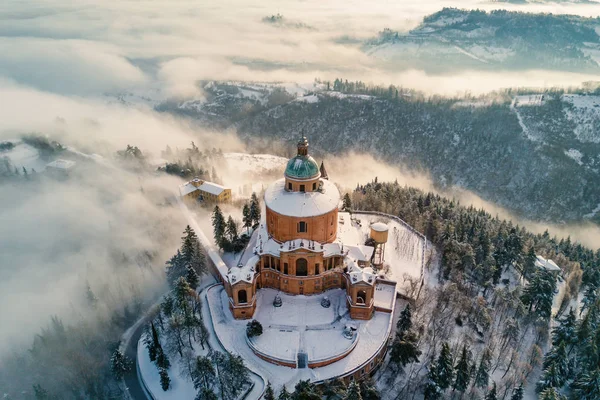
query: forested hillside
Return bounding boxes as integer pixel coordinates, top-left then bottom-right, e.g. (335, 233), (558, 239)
(364, 8), (600, 73)
(161, 82), (600, 225)
(351, 179), (600, 399)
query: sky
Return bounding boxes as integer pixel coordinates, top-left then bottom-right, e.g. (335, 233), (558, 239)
(1, 0), (600, 358)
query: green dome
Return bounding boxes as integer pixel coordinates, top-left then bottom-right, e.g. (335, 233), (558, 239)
(285, 155), (320, 180)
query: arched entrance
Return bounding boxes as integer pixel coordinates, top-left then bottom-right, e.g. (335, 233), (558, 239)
(296, 258), (308, 276)
(238, 289), (248, 304)
(357, 290), (367, 304)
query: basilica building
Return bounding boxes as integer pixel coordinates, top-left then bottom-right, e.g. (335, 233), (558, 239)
(223, 137), (389, 321)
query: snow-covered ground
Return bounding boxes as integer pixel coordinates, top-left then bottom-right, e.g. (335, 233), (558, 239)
(337, 212), (426, 293)
(564, 148), (584, 165)
(1, 140), (48, 172)
(562, 94), (600, 143)
(207, 284), (393, 391)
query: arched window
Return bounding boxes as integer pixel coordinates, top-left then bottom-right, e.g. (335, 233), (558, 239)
(238, 289), (248, 304)
(357, 290), (367, 305)
(298, 221), (307, 233)
(296, 258), (308, 276)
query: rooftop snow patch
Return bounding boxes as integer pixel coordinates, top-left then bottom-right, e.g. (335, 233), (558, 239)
(179, 182), (199, 197)
(199, 181), (227, 195)
(371, 222), (388, 232)
(264, 178), (340, 218)
(536, 255), (561, 272)
(46, 159), (76, 169)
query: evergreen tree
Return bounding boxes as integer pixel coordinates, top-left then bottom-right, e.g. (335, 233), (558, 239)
(396, 303), (412, 333)
(542, 341), (570, 383)
(389, 331), (421, 367)
(552, 308), (577, 348)
(344, 381), (362, 400)
(156, 346), (171, 369)
(510, 384), (524, 400)
(226, 216), (238, 242)
(193, 355), (215, 390)
(292, 380), (321, 400)
(186, 265), (200, 289)
(453, 344), (472, 393)
(249, 192), (261, 226)
(264, 382), (276, 400)
(436, 342), (454, 390)
(484, 382), (497, 400)
(522, 246), (537, 278)
(162, 295), (174, 317)
(279, 385), (291, 400)
(571, 368), (600, 400)
(159, 367), (170, 391)
(342, 193), (352, 211)
(474, 348), (492, 389)
(110, 349), (132, 380)
(146, 321), (159, 362)
(166, 249), (186, 286)
(246, 320), (263, 338)
(181, 225), (199, 264)
(539, 387), (566, 400)
(521, 268), (557, 319)
(243, 203), (252, 233)
(423, 361), (443, 400)
(191, 240), (208, 277)
(195, 388), (218, 400)
(212, 205), (226, 248)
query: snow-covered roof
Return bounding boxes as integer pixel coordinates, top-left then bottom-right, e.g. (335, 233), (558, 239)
(199, 181), (227, 196)
(179, 182), (199, 197)
(264, 178), (340, 217)
(46, 159), (76, 169)
(535, 255), (561, 272)
(347, 261), (376, 285)
(227, 255), (259, 285)
(370, 222), (388, 232)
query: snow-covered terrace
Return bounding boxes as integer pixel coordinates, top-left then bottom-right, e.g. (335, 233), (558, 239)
(226, 211), (426, 295)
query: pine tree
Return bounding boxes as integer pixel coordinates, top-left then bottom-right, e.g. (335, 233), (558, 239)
(453, 344), (472, 393)
(552, 308), (577, 348)
(292, 380), (321, 400)
(397, 303), (412, 333)
(264, 382), (276, 400)
(110, 348), (132, 380)
(521, 268), (557, 319)
(522, 246), (537, 278)
(485, 382), (497, 400)
(181, 225), (199, 264)
(145, 321), (159, 362)
(195, 388), (218, 400)
(344, 381), (362, 400)
(226, 216), (238, 242)
(249, 192), (261, 226)
(423, 361), (443, 400)
(542, 341), (570, 383)
(159, 367), (170, 391)
(342, 193), (352, 211)
(193, 355), (215, 390)
(186, 265), (200, 289)
(474, 348), (492, 389)
(279, 385), (291, 400)
(191, 240), (207, 277)
(156, 346), (171, 369)
(162, 295), (174, 317)
(510, 384), (524, 400)
(539, 388), (566, 400)
(436, 342), (454, 390)
(242, 203), (252, 233)
(572, 368), (600, 400)
(212, 206), (226, 248)
(166, 249), (186, 285)
(389, 331), (421, 368)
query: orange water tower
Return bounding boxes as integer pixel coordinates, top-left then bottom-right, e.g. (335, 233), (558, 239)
(370, 222), (389, 267)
